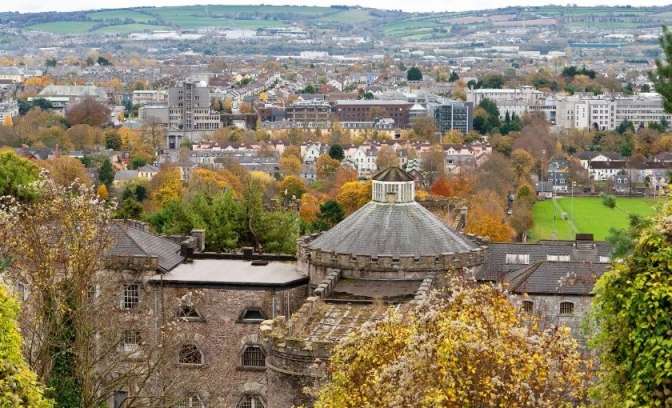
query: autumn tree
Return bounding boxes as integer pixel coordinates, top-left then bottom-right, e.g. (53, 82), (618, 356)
(376, 145), (399, 169)
(0, 284), (52, 408)
(299, 192), (321, 223)
(411, 116), (438, 141)
(148, 166), (183, 209)
(511, 148), (534, 181)
(465, 190), (514, 242)
(316, 154), (341, 181)
(315, 280), (591, 407)
(279, 154), (302, 176)
(589, 200), (672, 407)
(65, 97), (110, 127)
(279, 175), (306, 204)
(0, 177), (196, 407)
(420, 145), (445, 187)
(336, 181), (371, 215)
(39, 156), (91, 187)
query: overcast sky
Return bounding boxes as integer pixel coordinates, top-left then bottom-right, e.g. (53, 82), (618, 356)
(2, 0), (671, 14)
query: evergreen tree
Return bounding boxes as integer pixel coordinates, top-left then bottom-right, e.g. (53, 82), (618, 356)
(650, 25), (672, 113)
(406, 67), (423, 81)
(328, 144), (345, 161)
(98, 158), (114, 187)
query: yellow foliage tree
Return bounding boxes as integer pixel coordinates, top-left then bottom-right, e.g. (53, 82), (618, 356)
(149, 167), (183, 208)
(315, 281), (591, 408)
(39, 157), (91, 187)
(118, 127), (141, 150)
(187, 168), (240, 197)
(2, 115), (13, 127)
(336, 181), (371, 215)
(279, 155), (302, 176)
(96, 184), (109, 200)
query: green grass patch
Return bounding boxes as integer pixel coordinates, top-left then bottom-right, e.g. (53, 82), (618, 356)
(529, 196), (659, 241)
(319, 9), (373, 23)
(87, 9), (154, 23)
(26, 21), (96, 33)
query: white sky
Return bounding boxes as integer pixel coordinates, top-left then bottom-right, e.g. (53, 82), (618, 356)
(2, 0), (671, 14)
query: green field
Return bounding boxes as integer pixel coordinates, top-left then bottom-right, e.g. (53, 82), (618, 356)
(93, 24), (169, 34)
(529, 197), (660, 241)
(87, 9), (155, 23)
(26, 21), (97, 33)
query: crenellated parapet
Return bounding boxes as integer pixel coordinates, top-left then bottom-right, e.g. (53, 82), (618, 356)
(261, 297), (334, 377)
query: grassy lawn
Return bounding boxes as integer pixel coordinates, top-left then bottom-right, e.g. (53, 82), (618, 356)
(529, 196), (660, 241)
(26, 21), (97, 33)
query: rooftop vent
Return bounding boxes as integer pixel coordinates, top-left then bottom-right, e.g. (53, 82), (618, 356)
(250, 260), (269, 266)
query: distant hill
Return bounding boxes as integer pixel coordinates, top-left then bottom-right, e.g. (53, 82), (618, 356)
(2, 4), (672, 39)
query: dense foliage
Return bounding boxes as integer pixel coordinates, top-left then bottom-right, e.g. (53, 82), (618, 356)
(589, 201), (672, 407)
(0, 284), (52, 408)
(315, 281), (591, 407)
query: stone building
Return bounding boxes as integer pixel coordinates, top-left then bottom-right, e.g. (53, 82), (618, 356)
(476, 236), (611, 341)
(261, 167), (487, 407)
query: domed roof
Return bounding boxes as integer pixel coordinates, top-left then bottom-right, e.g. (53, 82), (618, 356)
(372, 167), (414, 182)
(308, 201), (477, 257)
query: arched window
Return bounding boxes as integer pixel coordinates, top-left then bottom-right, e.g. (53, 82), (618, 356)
(242, 345), (265, 368)
(521, 300), (534, 313)
(178, 344), (203, 365)
(237, 395), (264, 408)
(559, 301), (574, 316)
(240, 308), (266, 323)
(176, 394), (204, 408)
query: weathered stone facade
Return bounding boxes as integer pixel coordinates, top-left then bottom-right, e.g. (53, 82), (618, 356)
(147, 283), (308, 407)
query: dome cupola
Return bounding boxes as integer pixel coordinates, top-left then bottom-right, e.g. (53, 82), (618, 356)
(371, 167), (415, 203)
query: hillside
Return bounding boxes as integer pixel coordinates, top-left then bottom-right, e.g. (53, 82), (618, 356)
(2, 4), (672, 39)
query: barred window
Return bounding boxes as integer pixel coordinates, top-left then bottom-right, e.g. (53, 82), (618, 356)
(522, 300), (534, 313)
(560, 302), (574, 316)
(175, 394), (204, 408)
(122, 284), (139, 310)
(178, 344), (203, 365)
(237, 395), (264, 408)
(121, 330), (141, 353)
(242, 345), (265, 368)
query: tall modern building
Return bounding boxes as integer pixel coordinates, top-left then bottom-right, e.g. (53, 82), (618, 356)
(433, 100), (473, 134)
(167, 81), (221, 149)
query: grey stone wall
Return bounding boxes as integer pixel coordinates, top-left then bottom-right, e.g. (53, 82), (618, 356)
(148, 284), (308, 407)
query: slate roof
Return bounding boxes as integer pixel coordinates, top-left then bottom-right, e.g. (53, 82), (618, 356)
(149, 259), (306, 287)
(503, 261), (610, 295)
(109, 222), (183, 272)
(477, 240), (611, 281)
(372, 166), (414, 182)
(308, 201), (477, 257)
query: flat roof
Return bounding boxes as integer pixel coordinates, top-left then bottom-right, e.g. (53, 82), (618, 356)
(149, 258), (307, 287)
(335, 99), (411, 105)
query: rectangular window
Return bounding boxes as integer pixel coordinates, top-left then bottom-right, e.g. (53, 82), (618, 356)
(122, 284), (139, 310)
(121, 330), (141, 353)
(505, 254), (530, 265)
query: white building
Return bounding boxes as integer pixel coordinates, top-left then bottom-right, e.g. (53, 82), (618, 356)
(466, 86), (545, 119)
(132, 90), (168, 106)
